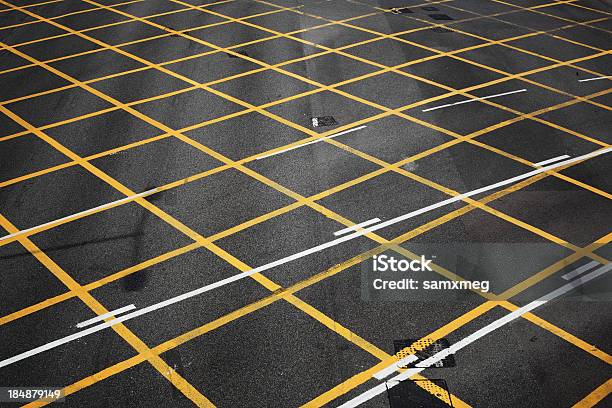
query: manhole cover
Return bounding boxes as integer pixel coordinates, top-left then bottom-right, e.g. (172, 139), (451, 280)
(393, 338), (456, 368)
(311, 116), (337, 127)
(387, 378), (453, 407)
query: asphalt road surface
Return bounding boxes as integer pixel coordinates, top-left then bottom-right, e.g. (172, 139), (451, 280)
(0, 0), (610, 407)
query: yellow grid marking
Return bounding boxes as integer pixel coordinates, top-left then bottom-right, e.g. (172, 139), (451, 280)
(0, 0), (604, 267)
(0, 0), (145, 31)
(0, 5), (464, 401)
(0, 214), (215, 407)
(1, 0), (608, 404)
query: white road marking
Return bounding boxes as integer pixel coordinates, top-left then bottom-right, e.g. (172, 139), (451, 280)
(255, 126), (367, 160)
(561, 260), (599, 281)
(373, 354), (418, 379)
(0, 147), (609, 369)
(0, 187), (160, 243)
(340, 263), (612, 408)
(334, 218), (381, 236)
(76, 304), (136, 328)
(578, 76), (611, 82)
(421, 89), (527, 112)
(533, 154), (570, 167)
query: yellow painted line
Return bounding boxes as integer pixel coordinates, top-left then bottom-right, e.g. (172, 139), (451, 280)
(0, 161), (77, 188)
(0, 0), (61, 13)
(499, 301), (612, 364)
(0, 292), (75, 327)
(5, 0), (612, 364)
(0, 27), (234, 405)
(0, 243), (200, 327)
(572, 378), (612, 408)
(14, 155), (604, 404)
(569, 1), (612, 17)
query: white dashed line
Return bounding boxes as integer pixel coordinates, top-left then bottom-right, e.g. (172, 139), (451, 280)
(578, 76), (610, 82)
(533, 154), (570, 167)
(255, 126), (367, 160)
(561, 260), (599, 281)
(76, 304), (136, 328)
(421, 89), (527, 112)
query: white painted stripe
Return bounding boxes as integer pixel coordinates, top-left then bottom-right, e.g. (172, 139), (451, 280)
(578, 76), (610, 82)
(340, 263), (612, 408)
(373, 354), (418, 379)
(0, 187), (159, 243)
(421, 89), (527, 112)
(533, 154), (570, 167)
(255, 126), (367, 160)
(562, 260), (599, 281)
(75, 304), (136, 328)
(333, 218), (381, 236)
(0, 148), (609, 369)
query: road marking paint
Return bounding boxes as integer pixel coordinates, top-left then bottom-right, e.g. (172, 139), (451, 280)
(0, 148), (608, 369)
(340, 263), (612, 407)
(0, 187), (159, 243)
(255, 125), (367, 160)
(334, 218), (381, 236)
(76, 304), (136, 328)
(373, 355), (419, 379)
(561, 260), (599, 281)
(533, 154), (570, 166)
(421, 89), (527, 112)
(578, 76), (610, 82)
